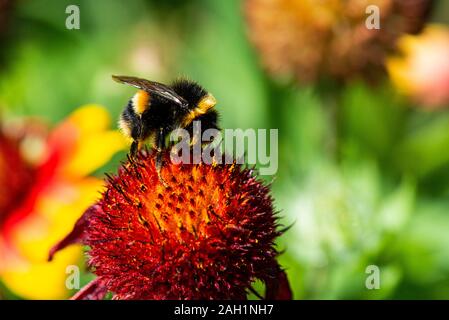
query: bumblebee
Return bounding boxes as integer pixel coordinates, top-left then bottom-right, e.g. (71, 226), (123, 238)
(113, 75), (219, 182)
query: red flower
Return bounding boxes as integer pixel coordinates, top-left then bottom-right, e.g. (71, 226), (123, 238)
(0, 129), (36, 226)
(50, 150), (292, 300)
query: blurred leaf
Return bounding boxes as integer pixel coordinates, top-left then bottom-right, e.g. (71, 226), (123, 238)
(340, 81), (406, 162)
(392, 199), (449, 299)
(275, 85), (330, 183)
(377, 178), (415, 233)
(395, 112), (449, 178)
(280, 158), (417, 299)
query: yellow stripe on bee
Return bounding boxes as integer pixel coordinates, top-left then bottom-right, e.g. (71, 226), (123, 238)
(182, 94), (217, 126)
(118, 117), (132, 139)
(132, 90), (150, 115)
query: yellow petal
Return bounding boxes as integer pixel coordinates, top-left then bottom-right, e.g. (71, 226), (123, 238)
(1, 246), (80, 300)
(386, 57), (415, 94)
(11, 178), (103, 263)
(67, 104), (112, 134)
(1, 179), (103, 299)
(387, 24), (449, 105)
(63, 130), (127, 178)
(59, 104), (127, 177)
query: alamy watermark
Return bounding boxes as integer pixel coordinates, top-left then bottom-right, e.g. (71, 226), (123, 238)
(169, 121), (278, 176)
(65, 265), (80, 290)
(66, 4), (381, 31)
(65, 5), (80, 30)
(365, 265), (380, 290)
(366, 5), (380, 30)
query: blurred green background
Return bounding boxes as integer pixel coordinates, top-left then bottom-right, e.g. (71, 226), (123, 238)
(1, 0), (449, 299)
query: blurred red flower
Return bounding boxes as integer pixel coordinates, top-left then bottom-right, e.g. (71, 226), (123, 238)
(0, 105), (125, 299)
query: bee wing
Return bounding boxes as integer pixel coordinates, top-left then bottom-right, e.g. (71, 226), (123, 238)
(112, 75), (188, 109)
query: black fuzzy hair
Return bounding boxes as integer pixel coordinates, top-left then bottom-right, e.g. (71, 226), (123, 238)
(171, 79), (208, 110)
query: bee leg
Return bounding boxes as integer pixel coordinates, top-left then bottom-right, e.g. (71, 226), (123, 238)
(155, 150), (168, 187)
(155, 128), (168, 187)
(130, 140), (140, 160)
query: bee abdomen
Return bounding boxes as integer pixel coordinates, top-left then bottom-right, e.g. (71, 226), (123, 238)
(119, 102), (142, 139)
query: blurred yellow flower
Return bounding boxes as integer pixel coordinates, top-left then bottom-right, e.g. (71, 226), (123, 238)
(387, 24), (449, 109)
(0, 105), (126, 299)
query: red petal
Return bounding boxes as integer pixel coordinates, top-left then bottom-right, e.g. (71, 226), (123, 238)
(71, 277), (108, 300)
(265, 268), (292, 300)
(48, 204), (100, 261)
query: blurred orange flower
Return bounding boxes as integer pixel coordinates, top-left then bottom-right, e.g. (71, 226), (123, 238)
(0, 105), (126, 299)
(244, 0), (432, 83)
(387, 24), (449, 109)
